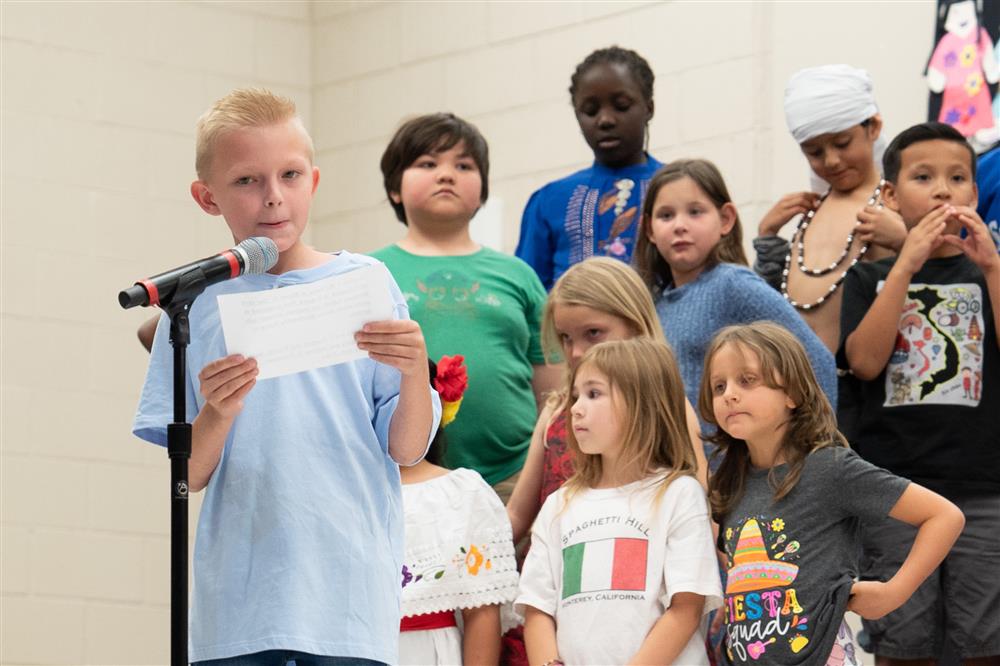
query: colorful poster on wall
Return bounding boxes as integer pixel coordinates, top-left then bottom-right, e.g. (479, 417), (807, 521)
(927, 0), (1000, 150)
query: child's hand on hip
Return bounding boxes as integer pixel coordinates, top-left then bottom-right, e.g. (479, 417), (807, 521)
(356, 320), (429, 377)
(847, 580), (905, 620)
(199, 355), (258, 419)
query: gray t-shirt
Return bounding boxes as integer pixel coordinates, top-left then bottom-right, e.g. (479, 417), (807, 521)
(719, 447), (909, 666)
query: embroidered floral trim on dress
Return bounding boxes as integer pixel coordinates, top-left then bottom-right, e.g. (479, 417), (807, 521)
(401, 525), (519, 616)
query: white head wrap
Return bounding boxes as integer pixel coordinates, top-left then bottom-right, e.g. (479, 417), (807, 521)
(784, 64), (887, 189)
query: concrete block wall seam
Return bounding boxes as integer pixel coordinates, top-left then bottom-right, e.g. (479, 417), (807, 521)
(0, 596), (89, 663)
(309, 1), (650, 89)
(199, 1), (312, 22)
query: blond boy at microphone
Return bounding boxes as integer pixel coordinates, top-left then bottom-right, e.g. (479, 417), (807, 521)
(132, 88), (439, 666)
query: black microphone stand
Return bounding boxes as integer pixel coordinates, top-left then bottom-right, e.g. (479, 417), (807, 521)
(156, 269), (210, 666)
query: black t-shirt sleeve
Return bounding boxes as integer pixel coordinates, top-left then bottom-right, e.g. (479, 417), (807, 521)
(837, 262), (881, 369)
(752, 235), (790, 290)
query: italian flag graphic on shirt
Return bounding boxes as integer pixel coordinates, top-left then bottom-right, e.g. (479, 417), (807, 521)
(562, 537), (647, 599)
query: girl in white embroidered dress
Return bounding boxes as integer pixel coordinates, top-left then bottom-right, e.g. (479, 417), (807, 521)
(399, 357), (519, 665)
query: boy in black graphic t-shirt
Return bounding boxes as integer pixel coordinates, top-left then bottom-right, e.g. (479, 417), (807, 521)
(840, 122), (1000, 664)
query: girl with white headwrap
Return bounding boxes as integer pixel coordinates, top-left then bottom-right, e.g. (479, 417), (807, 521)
(753, 65), (907, 357)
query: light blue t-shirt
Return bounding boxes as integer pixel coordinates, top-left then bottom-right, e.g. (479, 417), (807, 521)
(133, 251), (439, 663)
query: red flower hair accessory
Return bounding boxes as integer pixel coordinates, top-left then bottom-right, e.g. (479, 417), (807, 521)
(433, 354), (467, 427)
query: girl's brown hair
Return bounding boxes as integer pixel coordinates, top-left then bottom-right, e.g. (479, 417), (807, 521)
(698, 322), (846, 523)
(563, 338), (696, 504)
(633, 158), (748, 297)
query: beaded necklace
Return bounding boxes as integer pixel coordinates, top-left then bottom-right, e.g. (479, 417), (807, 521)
(780, 179), (884, 311)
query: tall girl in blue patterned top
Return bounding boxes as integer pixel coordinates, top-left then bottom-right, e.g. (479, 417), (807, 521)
(516, 46), (663, 289)
(632, 158), (838, 459)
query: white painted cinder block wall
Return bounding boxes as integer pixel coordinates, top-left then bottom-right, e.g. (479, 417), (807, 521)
(1, 1), (934, 663)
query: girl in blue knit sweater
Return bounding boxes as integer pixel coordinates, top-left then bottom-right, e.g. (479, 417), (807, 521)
(632, 159), (837, 463)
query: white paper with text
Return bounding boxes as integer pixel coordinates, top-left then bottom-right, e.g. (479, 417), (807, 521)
(217, 264), (395, 379)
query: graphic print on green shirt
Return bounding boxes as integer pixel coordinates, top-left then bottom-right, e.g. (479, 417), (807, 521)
(371, 245), (547, 484)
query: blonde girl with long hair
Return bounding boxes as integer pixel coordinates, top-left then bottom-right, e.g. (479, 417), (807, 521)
(701, 322), (963, 666)
(505, 257), (708, 545)
(516, 338), (723, 666)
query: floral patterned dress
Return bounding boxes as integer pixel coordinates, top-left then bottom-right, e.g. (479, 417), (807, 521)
(539, 410), (573, 505)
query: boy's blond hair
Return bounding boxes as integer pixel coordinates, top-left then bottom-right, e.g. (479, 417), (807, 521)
(194, 88), (313, 179)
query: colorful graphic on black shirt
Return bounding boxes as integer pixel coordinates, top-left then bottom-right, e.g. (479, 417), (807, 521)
(723, 516), (811, 662)
(883, 281), (984, 406)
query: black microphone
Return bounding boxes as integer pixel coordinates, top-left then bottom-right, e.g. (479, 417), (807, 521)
(118, 237), (279, 309)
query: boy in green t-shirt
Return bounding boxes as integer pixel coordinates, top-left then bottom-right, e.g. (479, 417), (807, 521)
(372, 113), (560, 497)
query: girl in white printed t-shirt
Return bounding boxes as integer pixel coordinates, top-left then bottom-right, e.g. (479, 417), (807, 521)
(516, 338), (722, 666)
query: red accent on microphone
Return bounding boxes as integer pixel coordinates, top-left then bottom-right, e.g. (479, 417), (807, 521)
(222, 250), (240, 278)
(139, 279), (160, 307)
(399, 610), (458, 632)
